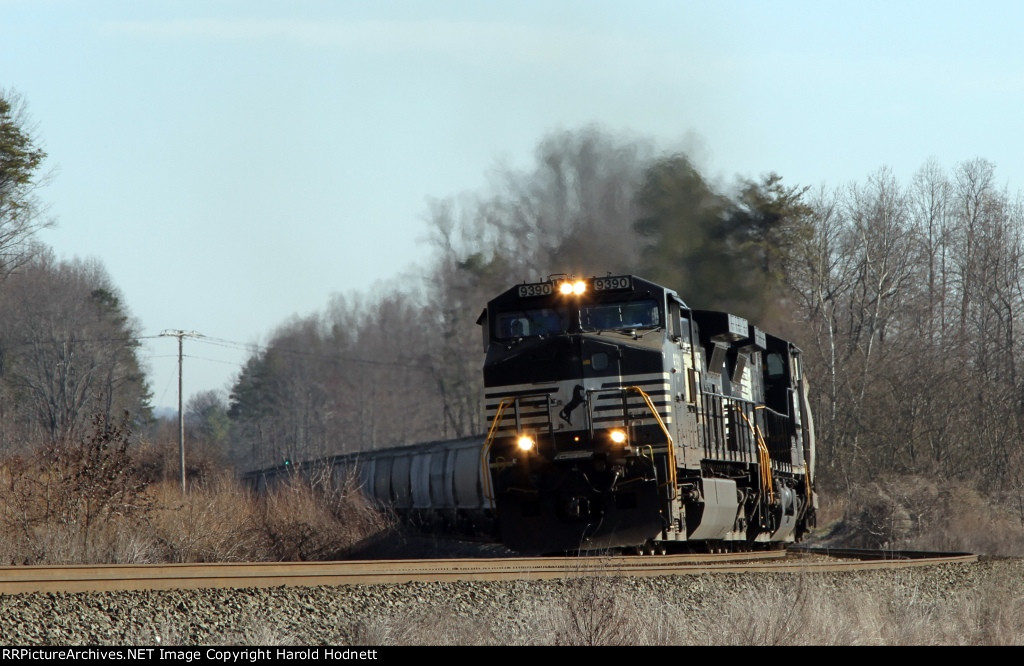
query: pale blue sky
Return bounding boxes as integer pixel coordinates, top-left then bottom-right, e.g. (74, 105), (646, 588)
(3, 1), (1023, 410)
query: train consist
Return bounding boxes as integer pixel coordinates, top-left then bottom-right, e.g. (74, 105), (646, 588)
(250, 274), (817, 555)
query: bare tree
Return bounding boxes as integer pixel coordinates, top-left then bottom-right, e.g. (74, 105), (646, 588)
(788, 169), (919, 486)
(787, 158), (1024, 498)
(227, 289), (446, 470)
(909, 159), (954, 344)
(0, 252), (149, 449)
(786, 185), (852, 471)
(228, 314), (335, 469)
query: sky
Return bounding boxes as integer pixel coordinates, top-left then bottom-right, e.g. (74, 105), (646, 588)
(3, 1), (1024, 412)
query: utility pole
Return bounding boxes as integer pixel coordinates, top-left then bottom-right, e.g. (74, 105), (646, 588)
(160, 330), (201, 493)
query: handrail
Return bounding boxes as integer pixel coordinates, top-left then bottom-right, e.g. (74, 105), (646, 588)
(738, 405), (775, 505)
(622, 386), (677, 495)
(480, 398), (514, 507)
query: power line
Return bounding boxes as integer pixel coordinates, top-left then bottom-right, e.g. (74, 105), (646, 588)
(7, 329), (431, 371)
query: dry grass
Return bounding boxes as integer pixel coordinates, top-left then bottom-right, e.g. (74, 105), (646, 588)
(145, 475), (269, 563)
(813, 475), (1024, 556)
(258, 465), (395, 561)
(350, 610), (496, 646)
(0, 429), (392, 565)
(0, 415), (151, 564)
(3, 424), (1024, 645)
(550, 565), (653, 645)
(338, 571), (1024, 646)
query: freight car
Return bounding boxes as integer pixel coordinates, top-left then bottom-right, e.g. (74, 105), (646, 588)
(249, 274), (816, 555)
(249, 435), (496, 539)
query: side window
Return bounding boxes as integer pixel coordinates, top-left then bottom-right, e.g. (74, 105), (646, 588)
(479, 310), (489, 351)
(766, 352), (785, 378)
(622, 301), (659, 327)
(668, 300), (681, 340)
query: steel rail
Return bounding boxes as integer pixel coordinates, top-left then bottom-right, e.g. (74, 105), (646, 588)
(0, 549), (976, 595)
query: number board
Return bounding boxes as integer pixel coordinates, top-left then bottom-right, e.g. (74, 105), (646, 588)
(592, 276), (632, 291)
(517, 282), (554, 298)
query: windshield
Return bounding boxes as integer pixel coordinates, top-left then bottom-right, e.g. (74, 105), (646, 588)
(580, 299), (661, 332)
(494, 299), (662, 340)
(495, 307), (568, 340)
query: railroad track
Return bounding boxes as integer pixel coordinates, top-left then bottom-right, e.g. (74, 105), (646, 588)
(0, 548), (977, 595)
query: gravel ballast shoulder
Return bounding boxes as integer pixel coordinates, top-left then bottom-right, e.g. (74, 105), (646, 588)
(1, 558), (1021, 645)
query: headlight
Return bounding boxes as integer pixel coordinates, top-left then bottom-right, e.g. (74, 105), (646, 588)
(516, 434), (536, 452)
(559, 280), (586, 295)
(609, 429), (627, 445)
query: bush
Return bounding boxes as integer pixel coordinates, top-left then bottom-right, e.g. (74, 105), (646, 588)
(811, 475), (1024, 556)
(0, 416), (393, 564)
(258, 465), (395, 561)
(145, 475), (269, 562)
(0, 413), (150, 564)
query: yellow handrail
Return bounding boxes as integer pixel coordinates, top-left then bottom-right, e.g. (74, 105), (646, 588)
(480, 398), (514, 507)
(737, 405), (775, 505)
(623, 386), (677, 495)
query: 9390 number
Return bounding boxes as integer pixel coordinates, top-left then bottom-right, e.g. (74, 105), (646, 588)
(517, 283), (553, 297)
(593, 276), (631, 291)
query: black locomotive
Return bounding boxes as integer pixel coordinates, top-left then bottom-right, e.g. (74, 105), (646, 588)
(477, 274), (816, 553)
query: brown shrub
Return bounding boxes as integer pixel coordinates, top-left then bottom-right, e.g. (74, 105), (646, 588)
(132, 436), (227, 487)
(813, 475), (1024, 555)
(552, 574), (643, 645)
(144, 475), (271, 562)
(0, 413), (152, 564)
(0, 418), (392, 564)
(258, 465), (395, 561)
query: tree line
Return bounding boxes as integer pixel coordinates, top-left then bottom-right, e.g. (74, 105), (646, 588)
(4, 89), (1024, 508)
(0, 91), (150, 453)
